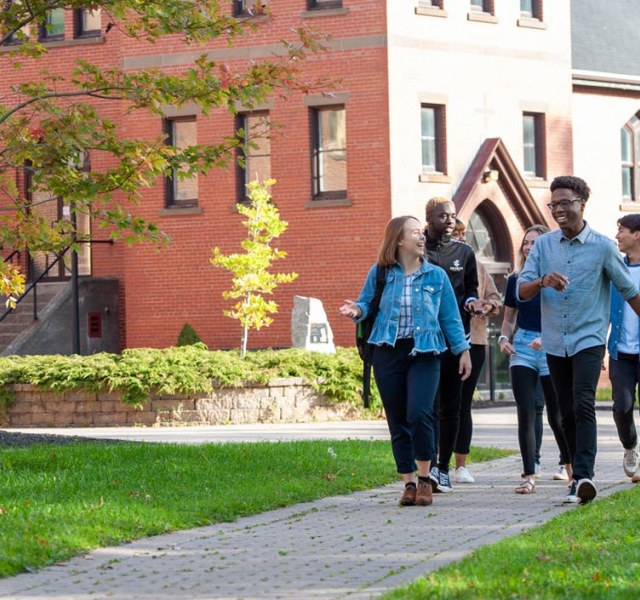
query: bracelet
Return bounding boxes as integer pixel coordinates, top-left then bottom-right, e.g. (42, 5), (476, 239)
(497, 335), (509, 344)
(539, 275), (546, 288)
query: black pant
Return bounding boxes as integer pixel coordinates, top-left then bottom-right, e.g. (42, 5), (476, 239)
(546, 346), (605, 481)
(432, 349), (463, 472)
(372, 339), (440, 474)
(609, 352), (640, 450)
(454, 344), (486, 456)
(511, 366), (571, 476)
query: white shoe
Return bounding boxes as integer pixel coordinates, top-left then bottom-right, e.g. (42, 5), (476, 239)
(623, 446), (639, 478)
(455, 466), (475, 483)
(553, 465), (569, 481)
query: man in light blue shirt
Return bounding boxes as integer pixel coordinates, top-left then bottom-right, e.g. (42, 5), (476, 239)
(518, 176), (640, 505)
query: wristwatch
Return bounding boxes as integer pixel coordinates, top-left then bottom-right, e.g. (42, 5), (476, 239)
(498, 335), (509, 344)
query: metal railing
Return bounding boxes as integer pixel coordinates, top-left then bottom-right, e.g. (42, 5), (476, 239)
(0, 246), (72, 325)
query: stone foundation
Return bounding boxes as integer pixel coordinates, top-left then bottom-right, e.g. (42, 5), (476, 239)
(0, 379), (364, 428)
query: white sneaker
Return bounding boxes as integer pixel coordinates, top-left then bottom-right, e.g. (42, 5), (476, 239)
(623, 446), (639, 478)
(455, 466), (475, 483)
(553, 465), (569, 481)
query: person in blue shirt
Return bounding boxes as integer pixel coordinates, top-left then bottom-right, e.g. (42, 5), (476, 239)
(607, 213), (640, 482)
(340, 215), (471, 507)
(518, 176), (640, 504)
(499, 225), (571, 495)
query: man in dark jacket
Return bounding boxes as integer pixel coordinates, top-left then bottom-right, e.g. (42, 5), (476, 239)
(425, 197), (490, 492)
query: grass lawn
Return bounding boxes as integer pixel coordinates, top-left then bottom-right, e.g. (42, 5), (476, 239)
(0, 439), (510, 578)
(383, 485), (640, 599)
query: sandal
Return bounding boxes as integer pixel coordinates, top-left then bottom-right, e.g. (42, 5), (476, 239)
(515, 479), (536, 494)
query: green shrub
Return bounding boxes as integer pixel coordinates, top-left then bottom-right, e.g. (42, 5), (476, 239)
(177, 323), (203, 347)
(0, 346), (382, 411)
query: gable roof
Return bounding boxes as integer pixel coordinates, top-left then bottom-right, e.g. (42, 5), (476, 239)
(452, 137), (547, 228)
(572, 0), (640, 78)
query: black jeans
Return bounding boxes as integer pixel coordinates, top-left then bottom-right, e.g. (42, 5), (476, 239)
(609, 352), (640, 450)
(373, 339), (440, 474)
(511, 367), (571, 476)
(546, 346), (605, 481)
(432, 349), (463, 472)
(454, 343), (486, 456)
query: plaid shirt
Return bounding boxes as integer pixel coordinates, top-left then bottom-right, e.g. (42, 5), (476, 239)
(397, 271), (418, 339)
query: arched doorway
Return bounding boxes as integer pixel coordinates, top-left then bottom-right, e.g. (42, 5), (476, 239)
(465, 201), (512, 395)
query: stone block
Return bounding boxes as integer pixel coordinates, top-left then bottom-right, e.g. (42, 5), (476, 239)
(127, 411), (155, 425)
(53, 413), (74, 426)
(291, 296), (336, 354)
(229, 408), (261, 424)
(75, 401), (102, 413)
(93, 412), (128, 426)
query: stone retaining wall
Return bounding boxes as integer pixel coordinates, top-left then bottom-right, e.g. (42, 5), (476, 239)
(0, 379), (363, 428)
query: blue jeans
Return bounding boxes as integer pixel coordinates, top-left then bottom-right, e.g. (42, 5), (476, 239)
(609, 352), (640, 450)
(373, 339), (440, 474)
(509, 329), (550, 376)
(546, 346), (605, 481)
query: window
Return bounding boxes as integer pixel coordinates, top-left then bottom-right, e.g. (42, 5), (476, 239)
(522, 113), (545, 178)
(3, 0), (30, 45)
(470, 0), (493, 13)
(308, 0), (343, 10)
(39, 8), (65, 41)
(165, 118), (198, 208)
(421, 104), (446, 174)
(233, 0), (268, 16)
(520, 0), (542, 20)
(621, 113), (640, 203)
(236, 112), (271, 202)
(418, 0), (443, 7)
(311, 106), (347, 199)
(75, 8), (101, 37)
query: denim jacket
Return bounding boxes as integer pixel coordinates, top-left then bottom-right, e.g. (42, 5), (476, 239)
(608, 257), (640, 359)
(355, 259), (469, 356)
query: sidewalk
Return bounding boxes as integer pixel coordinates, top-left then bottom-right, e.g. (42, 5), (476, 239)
(1, 406), (632, 600)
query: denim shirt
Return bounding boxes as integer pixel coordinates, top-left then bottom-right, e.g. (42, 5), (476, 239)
(355, 259), (469, 356)
(608, 257), (640, 359)
(517, 222), (639, 357)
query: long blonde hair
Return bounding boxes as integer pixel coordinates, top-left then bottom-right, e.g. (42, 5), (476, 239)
(512, 224), (550, 275)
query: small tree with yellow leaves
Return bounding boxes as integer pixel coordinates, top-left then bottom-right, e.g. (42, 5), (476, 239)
(211, 179), (298, 357)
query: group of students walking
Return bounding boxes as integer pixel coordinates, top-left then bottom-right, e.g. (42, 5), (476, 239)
(340, 175), (640, 507)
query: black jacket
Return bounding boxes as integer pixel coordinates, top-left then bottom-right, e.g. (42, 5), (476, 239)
(425, 237), (479, 334)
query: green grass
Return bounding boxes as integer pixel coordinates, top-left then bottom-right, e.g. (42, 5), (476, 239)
(0, 439), (510, 578)
(596, 387), (612, 402)
(383, 485), (640, 599)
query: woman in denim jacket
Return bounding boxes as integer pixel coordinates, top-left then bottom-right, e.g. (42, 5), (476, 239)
(340, 215), (471, 507)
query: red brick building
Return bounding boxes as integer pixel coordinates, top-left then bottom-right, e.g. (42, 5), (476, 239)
(0, 1), (586, 355)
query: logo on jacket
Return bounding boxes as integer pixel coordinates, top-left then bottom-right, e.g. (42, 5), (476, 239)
(450, 259), (463, 272)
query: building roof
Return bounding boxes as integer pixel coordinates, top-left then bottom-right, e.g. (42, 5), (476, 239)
(572, 0), (640, 77)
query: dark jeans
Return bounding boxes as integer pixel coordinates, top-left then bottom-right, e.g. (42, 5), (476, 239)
(511, 367), (571, 475)
(609, 352), (640, 450)
(373, 339), (440, 474)
(454, 343), (486, 456)
(534, 378), (543, 464)
(546, 346), (605, 481)
(432, 349), (463, 472)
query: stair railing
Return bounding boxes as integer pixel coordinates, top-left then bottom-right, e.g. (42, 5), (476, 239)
(0, 245), (72, 325)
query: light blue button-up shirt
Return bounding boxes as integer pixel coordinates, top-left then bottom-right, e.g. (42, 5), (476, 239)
(517, 222), (639, 357)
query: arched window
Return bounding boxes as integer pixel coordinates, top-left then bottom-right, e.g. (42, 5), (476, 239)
(621, 112), (640, 204)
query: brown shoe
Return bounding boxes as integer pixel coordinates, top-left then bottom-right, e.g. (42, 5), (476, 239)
(415, 480), (433, 506)
(399, 484), (416, 506)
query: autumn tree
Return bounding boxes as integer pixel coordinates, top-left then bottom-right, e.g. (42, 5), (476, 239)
(211, 179), (297, 357)
(0, 1), (329, 303)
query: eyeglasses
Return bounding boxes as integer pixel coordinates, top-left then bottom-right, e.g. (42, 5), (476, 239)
(546, 198), (583, 211)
